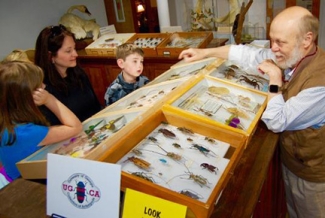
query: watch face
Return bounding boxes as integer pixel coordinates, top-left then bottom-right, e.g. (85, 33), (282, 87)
(269, 85), (279, 93)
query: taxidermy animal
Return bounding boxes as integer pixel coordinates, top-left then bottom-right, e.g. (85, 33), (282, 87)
(59, 5), (100, 40)
(214, 0), (243, 25)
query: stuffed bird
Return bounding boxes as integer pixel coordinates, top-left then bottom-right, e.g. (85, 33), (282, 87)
(59, 5), (100, 40)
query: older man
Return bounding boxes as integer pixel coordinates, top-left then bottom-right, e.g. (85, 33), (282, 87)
(179, 6), (325, 218)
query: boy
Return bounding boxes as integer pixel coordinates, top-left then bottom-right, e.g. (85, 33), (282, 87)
(104, 43), (149, 106)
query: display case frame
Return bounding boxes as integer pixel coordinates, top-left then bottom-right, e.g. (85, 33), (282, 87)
(148, 57), (220, 86)
(85, 33), (135, 56)
(206, 60), (270, 92)
(156, 32), (213, 57)
(99, 109), (246, 218)
(16, 108), (146, 179)
(163, 75), (268, 146)
(126, 33), (170, 57)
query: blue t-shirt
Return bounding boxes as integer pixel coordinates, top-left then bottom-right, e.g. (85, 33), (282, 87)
(0, 123), (49, 180)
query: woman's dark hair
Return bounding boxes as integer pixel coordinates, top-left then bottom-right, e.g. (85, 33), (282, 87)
(34, 25), (83, 94)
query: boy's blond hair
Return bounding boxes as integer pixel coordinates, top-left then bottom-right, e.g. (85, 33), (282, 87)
(116, 43), (144, 60)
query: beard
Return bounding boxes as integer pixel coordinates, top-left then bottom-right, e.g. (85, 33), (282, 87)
(275, 43), (304, 69)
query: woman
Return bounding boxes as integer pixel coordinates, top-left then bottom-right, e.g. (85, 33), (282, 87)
(0, 61), (82, 183)
(34, 24), (101, 125)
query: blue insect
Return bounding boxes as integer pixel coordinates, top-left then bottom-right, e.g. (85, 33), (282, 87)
(75, 181), (87, 203)
(159, 158), (167, 164)
(191, 144), (216, 157)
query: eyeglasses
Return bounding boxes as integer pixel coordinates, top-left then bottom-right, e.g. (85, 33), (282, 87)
(49, 24), (67, 39)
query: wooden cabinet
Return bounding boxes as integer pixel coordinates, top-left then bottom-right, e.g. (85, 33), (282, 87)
(77, 50), (179, 106)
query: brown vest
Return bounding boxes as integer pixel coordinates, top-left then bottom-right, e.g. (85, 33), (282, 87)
(280, 47), (325, 182)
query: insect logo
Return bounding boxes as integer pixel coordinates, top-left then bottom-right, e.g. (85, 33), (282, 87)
(62, 173), (101, 209)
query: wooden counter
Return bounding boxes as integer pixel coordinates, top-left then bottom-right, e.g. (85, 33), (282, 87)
(0, 121), (286, 218)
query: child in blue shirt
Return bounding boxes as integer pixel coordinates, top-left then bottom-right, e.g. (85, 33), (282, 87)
(104, 43), (149, 105)
(0, 61), (82, 186)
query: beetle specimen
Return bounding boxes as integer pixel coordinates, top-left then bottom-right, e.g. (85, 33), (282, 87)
(172, 143), (182, 149)
(123, 156), (151, 170)
(179, 189), (203, 200)
(130, 172), (155, 183)
(191, 144), (216, 157)
(158, 128), (176, 139)
(204, 136), (216, 144)
(177, 127), (194, 135)
(184, 171), (210, 188)
(200, 163), (218, 174)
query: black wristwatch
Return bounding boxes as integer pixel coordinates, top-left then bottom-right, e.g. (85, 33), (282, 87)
(269, 85), (282, 93)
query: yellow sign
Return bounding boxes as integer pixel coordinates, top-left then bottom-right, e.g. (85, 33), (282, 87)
(122, 188), (187, 218)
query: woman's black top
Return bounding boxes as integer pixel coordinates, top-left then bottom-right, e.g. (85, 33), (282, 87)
(40, 66), (102, 125)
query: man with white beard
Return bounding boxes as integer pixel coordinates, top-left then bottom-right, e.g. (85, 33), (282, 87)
(179, 6), (325, 218)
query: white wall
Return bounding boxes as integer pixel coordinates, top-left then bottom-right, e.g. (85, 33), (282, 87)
(0, 0), (107, 59)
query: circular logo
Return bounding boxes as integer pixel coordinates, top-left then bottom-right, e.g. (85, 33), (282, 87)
(62, 173), (101, 209)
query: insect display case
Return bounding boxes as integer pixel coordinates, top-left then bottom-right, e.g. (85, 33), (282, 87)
(85, 33), (135, 56)
(98, 78), (193, 115)
(163, 75), (268, 146)
(148, 57), (221, 86)
(125, 33), (170, 57)
(100, 109), (246, 218)
(206, 60), (270, 92)
(16, 108), (146, 179)
(156, 32), (213, 57)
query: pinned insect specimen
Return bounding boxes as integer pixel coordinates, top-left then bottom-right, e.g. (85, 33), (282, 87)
(158, 128), (176, 139)
(177, 127), (194, 135)
(184, 171), (211, 188)
(123, 156), (151, 171)
(142, 144), (183, 162)
(159, 158), (167, 164)
(179, 189), (203, 200)
(204, 136), (216, 144)
(130, 172), (155, 183)
(131, 149), (143, 156)
(191, 144), (216, 157)
(208, 86), (230, 95)
(200, 163), (218, 174)
(187, 137), (193, 142)
(148, 136), (158, 143)
(172, 143), (182, 149)
(85, 119), (104, 135)
(237, 75), (262, 90)
(226, 107), (249, 119)
(100, 116), (125, 132)
(169, 65), (206, 80)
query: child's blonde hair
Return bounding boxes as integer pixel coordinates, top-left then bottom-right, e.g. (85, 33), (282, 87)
(2, 49), (31, 63)
(116, 43), (144, 60)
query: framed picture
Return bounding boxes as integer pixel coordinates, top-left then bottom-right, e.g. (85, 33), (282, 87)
(113, 0), (125, 22)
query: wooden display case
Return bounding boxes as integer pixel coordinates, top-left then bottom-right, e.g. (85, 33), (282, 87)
(156, 32), (213, 57)
(100, 109), (246, 218)
(206, 60), (270, 92)
(126, 33), (170, 57)
(15, 57), (270, 217)
(85, 33), (135, 56)
(99, 77), (194, 115)
(148, 57), (220, 86)
(163, 76), (268, 146)
(16, 109), (146, 179)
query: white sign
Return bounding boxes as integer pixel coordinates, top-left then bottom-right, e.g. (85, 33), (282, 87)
(47, 153), (121, 218)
